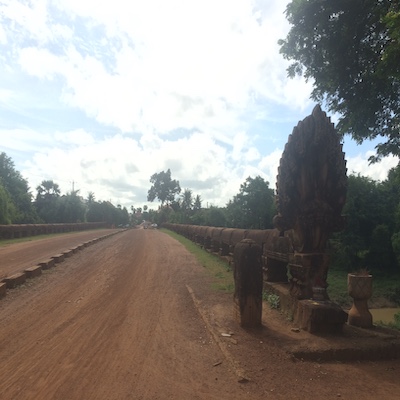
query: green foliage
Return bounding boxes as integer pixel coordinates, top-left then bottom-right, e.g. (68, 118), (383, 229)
(263, 291), (280, 309)
(35, 180), (61, 222)
(180, 188), (193, 211)
(385, 312), (400, 330)
(57, 191), (86, 223)
(0, 181), (14, 224)
(279, 0), (400, 161)
(225, 176), (275, 229)
(0, 152), (39, 223)
(392, 232), (400, 266)
(87, 200), (129, 226)
(0, 152), (129, 227)
(379, 11), (400, 80)
(368, 224), (396, 272)
(204, 206), (227, 227)
(328, 267), (400, 308)
(331, 171), (399, 274)
(193, 194), (202, 211)
(147, 169), (181, 205)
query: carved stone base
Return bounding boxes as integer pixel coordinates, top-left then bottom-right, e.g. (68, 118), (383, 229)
(288, 253), (330, 300)
(294, 300), (347, 334)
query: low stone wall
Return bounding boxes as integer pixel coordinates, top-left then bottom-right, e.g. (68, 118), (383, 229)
(0, 222), (108, 240)
(163, 223), (348, 333)
(163, 223), (286, 282)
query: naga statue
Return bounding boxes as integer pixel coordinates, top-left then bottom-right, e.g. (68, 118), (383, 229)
(274, 105), (347, 299)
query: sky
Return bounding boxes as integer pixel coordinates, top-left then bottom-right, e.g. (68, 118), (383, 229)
(1, 0), (398, 211)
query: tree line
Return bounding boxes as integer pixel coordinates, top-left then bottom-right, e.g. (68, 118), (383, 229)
(0, 152), (130, 227)
(146, 169), (276, 230)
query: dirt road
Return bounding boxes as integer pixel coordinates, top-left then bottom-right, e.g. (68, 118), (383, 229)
(0, 229), (399, 399)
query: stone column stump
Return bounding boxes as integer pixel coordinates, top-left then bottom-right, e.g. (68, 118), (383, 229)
(233, 239), (263, 328)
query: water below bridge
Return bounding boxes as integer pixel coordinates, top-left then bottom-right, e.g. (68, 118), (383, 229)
(370, 308), (400, 324)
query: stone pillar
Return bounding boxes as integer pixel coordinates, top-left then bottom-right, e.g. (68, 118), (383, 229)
(233, 239), (263, 328)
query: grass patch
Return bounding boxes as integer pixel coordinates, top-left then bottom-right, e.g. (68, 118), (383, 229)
(326, 269), (350, 307)
(263, 290), (280, 309)
(161, 228), (234, 293)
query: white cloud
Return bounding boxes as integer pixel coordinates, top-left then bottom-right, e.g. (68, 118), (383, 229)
(2, 0), (397, 213)
(54, 129), (95, 146)
(1, 129), (53, 153)
(346, 152), (398, 182)
(258, 148), (282, 188)
(9, 0), (312, 136)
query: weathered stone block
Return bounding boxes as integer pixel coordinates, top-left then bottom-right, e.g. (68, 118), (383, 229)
(51, 254), (65, 264)
(24, 265), (42, 278)
(62, 249), (73, 258)
(38, 258), (55, 269)
(3, 272), (26, 289)
(294, 299), (347, 334)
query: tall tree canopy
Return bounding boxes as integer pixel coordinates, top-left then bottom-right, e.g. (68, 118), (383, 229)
(333, 171), (399, 273)
(147, 169), (181, 205)
(226, 176), (275, 229)
(0, 152), (38, 223)
(35, 180), (61, 223)
(279, 0), (400, 161)
(180, 188), (193, 211)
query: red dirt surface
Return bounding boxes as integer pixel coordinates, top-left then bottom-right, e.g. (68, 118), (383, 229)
(0, 228), (399, 399)
(0, 229), (121, 278)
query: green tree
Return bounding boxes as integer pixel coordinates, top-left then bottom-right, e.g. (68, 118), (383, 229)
(0, 181), (15, 224)
(387, 163), (400, 266)
(147, 169), (181, 205)
(180, 188), (193, 211)
(226, 176), (275, 229)
(0, 152), (38, 223)
(86, 200), (129, 226)
(87, 192), (95, 205)
(193, 194), (202, 211)
(35, 180), (61, 223)
(279, 0), (400, 161)
(177, 188), (193, 223)
(142, 204), (149, 221)
(368, 224), (396, 272)
(204, 206), (227, 227)
(56, 191), (86, 223)
(332, 173), (398, 273)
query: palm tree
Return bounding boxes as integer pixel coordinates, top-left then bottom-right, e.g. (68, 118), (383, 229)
(36, 180), (60, 200)
(181, 189), (193, 211)
(193, 194), (202, 211)
(87, 192), (95, 204)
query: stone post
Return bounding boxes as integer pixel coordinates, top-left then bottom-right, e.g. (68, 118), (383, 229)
(233, 239), (263, 328)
